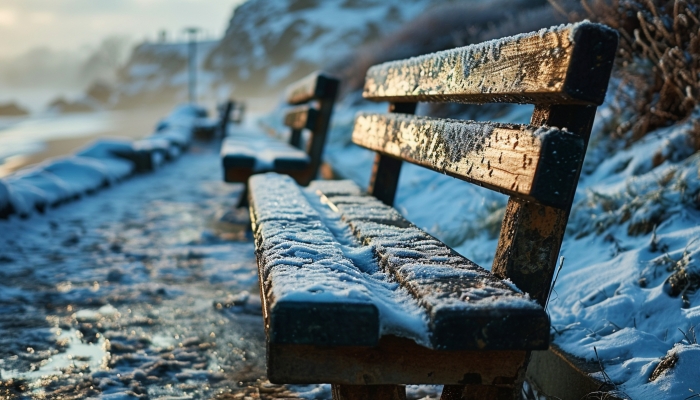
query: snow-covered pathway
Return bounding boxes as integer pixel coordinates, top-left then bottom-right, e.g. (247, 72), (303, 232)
(0, 143), (285, 398)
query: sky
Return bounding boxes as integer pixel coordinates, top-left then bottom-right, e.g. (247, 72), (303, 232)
(0, 0), (246, 58)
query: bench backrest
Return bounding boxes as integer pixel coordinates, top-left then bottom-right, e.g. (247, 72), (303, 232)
(231, 101), (245, 124)
(352, 22), (618, 304)
(282, 72), (339, 182)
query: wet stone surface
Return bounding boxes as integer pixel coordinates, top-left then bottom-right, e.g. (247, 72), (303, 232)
(0, 143), (326, 399)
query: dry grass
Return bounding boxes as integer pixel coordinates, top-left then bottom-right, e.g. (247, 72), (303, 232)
(557, 0), (700, 143)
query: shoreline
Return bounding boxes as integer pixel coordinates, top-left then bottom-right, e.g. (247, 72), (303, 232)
(0, 104), (178, 177)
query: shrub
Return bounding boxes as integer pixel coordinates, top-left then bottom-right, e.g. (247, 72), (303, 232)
(560, 0), (700, 142)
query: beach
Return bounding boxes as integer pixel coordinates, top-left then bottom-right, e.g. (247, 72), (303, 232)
(0, 105), (176, 177)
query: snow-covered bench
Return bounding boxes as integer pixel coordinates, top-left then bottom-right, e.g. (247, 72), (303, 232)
(0, 105), (209, 219)
(221, 72), (339, 186)
(249, 23), (618, 399)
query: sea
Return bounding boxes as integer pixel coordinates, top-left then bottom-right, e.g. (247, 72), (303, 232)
(0, 106), (179, 178)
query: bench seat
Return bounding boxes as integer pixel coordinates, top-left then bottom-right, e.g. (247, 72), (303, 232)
(220, 72), (339, 188)
(222, 135), (310, 183)
(249, 173), (549, 384)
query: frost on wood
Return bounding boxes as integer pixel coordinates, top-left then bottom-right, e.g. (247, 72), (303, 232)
(283, 104), (318, 131)
(285, 72), (338, 105)
(250, 173), (548, 350)
(221, 136), (309, 172)
(353, 112), (584, 208)
(362, 21), (617, 105)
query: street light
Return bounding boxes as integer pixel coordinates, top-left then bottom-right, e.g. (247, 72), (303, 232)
(183, 27), (201, 104)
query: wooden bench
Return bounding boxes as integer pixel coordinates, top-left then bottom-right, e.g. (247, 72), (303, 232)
(215, 100), (245, 138)
(249, 22), (617, 400)
(221, 72), (339, 186)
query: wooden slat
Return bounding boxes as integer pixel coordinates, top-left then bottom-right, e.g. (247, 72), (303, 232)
(221, 136), (310, 183)
(268, 336), (527, 385)
(352, 113), (584, 209)
(221, 136), (309, 169)
(368, 102), (416, 206)
(286, 72), (340, 105)
(362, 22), (618, 105)
(249, 174), (380, 347)
(283, 105), (318, 131)
(316, 187), (549, 351)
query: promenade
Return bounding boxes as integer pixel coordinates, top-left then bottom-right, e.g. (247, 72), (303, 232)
(0, 142), (325, 398)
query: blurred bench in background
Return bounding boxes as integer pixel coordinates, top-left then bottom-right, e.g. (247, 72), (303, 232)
(220, 72), (339, 187)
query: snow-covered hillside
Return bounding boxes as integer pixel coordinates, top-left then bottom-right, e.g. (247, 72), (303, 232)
(205, 0), (437, 96)
(112, 0), (466, 107)
(115, 40), (219, 107)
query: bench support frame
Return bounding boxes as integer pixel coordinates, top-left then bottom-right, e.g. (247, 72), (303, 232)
(368, 102), (417, 206)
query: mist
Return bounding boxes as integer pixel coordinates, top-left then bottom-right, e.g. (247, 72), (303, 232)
(0, 36), (131, 110)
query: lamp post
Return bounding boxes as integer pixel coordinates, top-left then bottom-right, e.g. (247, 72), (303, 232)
(184, 27), (200, 104)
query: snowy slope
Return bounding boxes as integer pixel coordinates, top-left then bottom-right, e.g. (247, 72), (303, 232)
(115, 40), (219, 106)
(205, 0), (437, 95)
(113, 0), (456, 106)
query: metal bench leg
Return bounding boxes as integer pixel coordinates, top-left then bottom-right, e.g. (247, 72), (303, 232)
(332, 384), (406, 400)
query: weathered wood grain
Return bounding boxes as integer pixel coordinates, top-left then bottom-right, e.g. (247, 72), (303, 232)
(368, 102), (416, 206)
(352, 113), (584, 209)
(492, 104), (597, 305)
(286, 71), (340, 105)
(249, 175), (381, 347)
(362, 22), (617, 105)
(314, 185), (549, 351)
(283, 105), (318, 131)
(267, 335), (527, 385)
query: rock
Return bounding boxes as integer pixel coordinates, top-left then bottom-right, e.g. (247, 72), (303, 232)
(0, 101), (29, 116)
(46, 97), (95, 114)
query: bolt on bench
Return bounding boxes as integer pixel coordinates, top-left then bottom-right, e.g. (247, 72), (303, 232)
(221, 72), (339, 186)
(248, 22), (617, 400)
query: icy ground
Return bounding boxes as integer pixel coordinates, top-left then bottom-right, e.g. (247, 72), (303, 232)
(0, 142), (328, 399)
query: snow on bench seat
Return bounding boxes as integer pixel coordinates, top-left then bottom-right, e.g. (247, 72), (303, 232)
(77, 138), (161, 173)
(222, 135), (310, 183)
(250, 173), (548, 351)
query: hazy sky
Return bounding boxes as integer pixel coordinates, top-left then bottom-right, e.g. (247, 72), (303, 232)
(0, 0), (246, 58)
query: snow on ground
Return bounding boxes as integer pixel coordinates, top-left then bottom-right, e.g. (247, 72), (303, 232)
(322, 94), (700, 398)
(0, 143), (276, 399)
